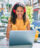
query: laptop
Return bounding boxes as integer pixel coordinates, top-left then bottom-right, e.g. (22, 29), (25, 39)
(9, 30), (36, 46)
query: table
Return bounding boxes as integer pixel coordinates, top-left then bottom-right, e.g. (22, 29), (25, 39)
(0, 37), (40, 48)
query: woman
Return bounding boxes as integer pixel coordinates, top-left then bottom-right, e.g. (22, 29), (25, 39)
(6, 3), (30, 39)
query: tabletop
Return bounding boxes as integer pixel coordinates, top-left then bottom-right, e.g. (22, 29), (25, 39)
(0, 37), (40, 48)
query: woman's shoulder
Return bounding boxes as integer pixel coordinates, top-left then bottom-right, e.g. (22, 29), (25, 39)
(8, 17), (11, 21)
(8, 17), (12, 24)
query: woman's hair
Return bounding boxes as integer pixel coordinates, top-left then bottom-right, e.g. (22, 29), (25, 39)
(11, 3), (26, 24)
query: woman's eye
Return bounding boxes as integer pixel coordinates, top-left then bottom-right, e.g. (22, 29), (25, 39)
(17, 10), (23, 12)
(21, 11), (23, 12)
(17, 10), (19, 12)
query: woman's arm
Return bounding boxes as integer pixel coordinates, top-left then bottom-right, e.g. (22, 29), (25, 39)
(27, 23), (30, 30)
(26, 17), (30, 30)
(6, 18), (12, 39)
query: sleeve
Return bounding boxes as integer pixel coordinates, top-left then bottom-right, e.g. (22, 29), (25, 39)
(12, 24), (18, 30)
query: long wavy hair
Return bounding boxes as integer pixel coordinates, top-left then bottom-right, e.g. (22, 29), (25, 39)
(11, 3), (26, 24)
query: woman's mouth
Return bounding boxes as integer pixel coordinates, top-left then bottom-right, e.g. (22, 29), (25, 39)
(18, 14), (22, 16)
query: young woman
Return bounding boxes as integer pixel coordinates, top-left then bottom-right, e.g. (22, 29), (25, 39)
(6, 3), (30, 39)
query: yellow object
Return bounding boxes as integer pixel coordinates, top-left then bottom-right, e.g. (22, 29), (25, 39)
(0, 9), (1, 12)
(12, 18), (30, 30)
(35, 30), (39, 40)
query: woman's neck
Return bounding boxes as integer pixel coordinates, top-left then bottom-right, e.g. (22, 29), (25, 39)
(17, 18), (23, 20)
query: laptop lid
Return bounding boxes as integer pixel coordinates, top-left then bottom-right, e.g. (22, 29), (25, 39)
(9, 30), (36, 46)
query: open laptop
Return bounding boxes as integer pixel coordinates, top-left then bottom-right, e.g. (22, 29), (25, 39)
(9, 30), (36, 46)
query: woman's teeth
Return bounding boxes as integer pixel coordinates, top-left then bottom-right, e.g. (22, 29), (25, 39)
(19, 15), (21, 16)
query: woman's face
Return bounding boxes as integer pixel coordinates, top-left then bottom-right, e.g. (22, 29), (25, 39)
(16, 6), (24, 19)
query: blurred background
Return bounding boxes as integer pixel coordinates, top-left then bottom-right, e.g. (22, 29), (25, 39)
(0, 0), (40, 43)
